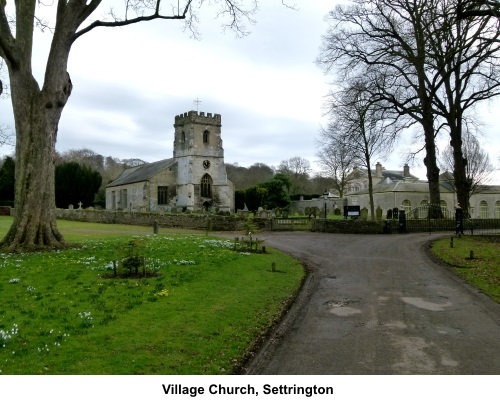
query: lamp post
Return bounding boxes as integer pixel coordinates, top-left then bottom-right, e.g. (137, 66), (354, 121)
(323, 190), (329, 219)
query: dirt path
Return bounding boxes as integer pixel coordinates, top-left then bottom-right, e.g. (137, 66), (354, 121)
(241, 232), (500, 374)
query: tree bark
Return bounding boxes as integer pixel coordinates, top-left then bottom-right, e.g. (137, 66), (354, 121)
(422, 115), (442, 218)
(1, 68), (72, 251)
(366, 164), (375, 221)
(449, 124), (471, 213)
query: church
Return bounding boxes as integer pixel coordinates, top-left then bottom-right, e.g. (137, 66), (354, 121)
(105, 111), (235, 212)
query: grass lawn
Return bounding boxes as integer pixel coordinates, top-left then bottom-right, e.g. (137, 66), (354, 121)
(0, 217), (305, 374)
(430, 235), (500, 303)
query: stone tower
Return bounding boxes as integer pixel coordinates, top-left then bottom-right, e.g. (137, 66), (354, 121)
(173, 110), (233, 211)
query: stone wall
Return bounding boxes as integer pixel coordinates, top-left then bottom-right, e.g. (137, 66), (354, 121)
(55, 209), (272, 232)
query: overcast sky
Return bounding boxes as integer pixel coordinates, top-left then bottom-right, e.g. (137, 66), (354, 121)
(0, 0), (499, 183)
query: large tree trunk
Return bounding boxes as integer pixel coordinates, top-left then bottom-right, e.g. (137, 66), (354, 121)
(449, 120), (470, 214)
(0, 0), (76, 252)
(366, 162), (375, 221)
(421, 113), (442, 218)
(1, 69), (72, 252)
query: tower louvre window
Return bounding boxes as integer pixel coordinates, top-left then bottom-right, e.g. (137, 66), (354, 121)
(203, 130), (210, 144)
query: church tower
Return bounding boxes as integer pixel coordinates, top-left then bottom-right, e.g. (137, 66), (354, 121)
(173, 111), (234, 211)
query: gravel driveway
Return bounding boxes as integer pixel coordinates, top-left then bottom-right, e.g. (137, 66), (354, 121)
(242, 232), (500, 374)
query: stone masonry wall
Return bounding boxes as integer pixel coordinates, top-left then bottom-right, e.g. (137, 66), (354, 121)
(56, 209), (272, 232)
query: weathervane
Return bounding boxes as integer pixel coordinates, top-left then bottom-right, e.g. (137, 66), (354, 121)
(193, 98), (202, 113)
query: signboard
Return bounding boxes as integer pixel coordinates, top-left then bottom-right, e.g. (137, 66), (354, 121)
(343, 205), (361, 218)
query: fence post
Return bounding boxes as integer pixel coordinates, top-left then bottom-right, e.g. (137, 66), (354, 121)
(455, 206), (464, 235)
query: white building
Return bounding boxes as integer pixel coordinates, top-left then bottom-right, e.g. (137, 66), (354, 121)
(346, 163), (500, 219)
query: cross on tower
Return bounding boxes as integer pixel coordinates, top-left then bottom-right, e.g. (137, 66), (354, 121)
(193, 98), (202, 113)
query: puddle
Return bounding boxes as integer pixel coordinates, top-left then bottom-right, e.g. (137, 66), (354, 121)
(401, 297), (452, 312)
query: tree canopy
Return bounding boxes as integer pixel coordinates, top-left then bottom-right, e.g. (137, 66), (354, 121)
(55, 162), (102, 209)
(317, 0), (500, 213)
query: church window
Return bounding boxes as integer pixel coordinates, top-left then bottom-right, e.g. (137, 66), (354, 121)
(181, 131), (186, 143)
(203, 130), (210, 144)
(201, 174), (212, 198)
(158, 186), (168, 205)
(111, 191), (116, 209)
(479, 201), (488, 218)
(120, 189), (128, 209)
(401, 199), (411, 212)
(495, 201), (500, 219)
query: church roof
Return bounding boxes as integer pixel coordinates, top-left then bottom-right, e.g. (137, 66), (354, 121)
(107, 158), (176, 187)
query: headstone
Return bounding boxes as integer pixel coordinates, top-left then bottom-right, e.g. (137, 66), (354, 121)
(78, 202), (83, 209)
(68, 204), (74, 210)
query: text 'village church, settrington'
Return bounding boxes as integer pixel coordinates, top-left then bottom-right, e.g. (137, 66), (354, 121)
(105, 111), (235, 212)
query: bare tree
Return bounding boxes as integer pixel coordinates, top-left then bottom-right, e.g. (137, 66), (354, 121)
(277, 156), (312, 195)
(316, 126), (358, 199)
(317, 0), (500, 215)
(439, 132), (495, 203)
(425, 1), (500, 212)
(324, 78), (398, 220)
(0, 1), (271, 251)
(457, 0), (500, 18)
(317, 0), (444, 216)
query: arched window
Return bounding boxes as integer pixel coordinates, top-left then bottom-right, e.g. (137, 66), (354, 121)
(203, 130), (210, 144)
(201, 174), (212, 198)
(401, 199), (411, 212)
(181, 131), (186, 143)
(420, 200), (429, 219)
(479, 201), (488, 219)
(495, 201), (500, 219)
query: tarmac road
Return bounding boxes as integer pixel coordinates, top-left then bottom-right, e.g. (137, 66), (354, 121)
(242, 232), (500, 374)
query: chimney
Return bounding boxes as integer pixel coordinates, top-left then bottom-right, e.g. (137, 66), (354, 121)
(403, 164), (410, 177)
(376, 162), (383, 177)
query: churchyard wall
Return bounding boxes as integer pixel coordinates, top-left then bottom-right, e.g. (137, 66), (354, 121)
(55, 208), (272, 232)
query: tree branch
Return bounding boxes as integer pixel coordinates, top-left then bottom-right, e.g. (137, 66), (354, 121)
(0, 0), (17, 67)
(73, 0), (193, 42)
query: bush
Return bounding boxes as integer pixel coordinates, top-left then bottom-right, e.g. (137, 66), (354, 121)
(116, 238), (145, 276)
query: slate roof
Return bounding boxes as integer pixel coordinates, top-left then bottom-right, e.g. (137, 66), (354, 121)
(350, 167), (419, 181)
(348, 180), (453, 196)
(107, 158), (176, 187)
